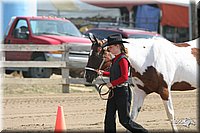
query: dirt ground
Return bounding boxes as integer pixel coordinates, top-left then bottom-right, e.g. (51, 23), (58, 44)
(1, 74), (199, 132)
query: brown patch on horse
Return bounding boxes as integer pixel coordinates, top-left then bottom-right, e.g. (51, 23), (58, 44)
(173, 43), (190, 47)
(171, 81), (196, 91)
(191, 48), (200, 65)
(159, 87), (169, 100)
(132, 66), (169, 100)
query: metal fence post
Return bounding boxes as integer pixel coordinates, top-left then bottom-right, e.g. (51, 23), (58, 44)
(61, 44), (70, 93)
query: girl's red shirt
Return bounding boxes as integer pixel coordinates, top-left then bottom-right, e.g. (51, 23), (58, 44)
(103, 53), (129, 87)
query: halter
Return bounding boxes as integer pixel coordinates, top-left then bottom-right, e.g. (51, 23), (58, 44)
(85, 58), (114, 100)
(84, 67), (96, 72)
(85, 58), (105, 72)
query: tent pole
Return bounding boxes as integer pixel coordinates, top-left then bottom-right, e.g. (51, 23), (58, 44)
(189, 0), (197, 40)
(129, 10), (133, 27)
(126, 6), (133, 28)
(57, 10), (60, 17)
(159, 9), (163, 36)
(189, 1), (192, 40)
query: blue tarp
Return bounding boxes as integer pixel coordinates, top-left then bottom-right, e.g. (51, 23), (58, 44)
(135, 5), (160, 32)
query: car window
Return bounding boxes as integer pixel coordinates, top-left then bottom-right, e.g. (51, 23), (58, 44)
(86, 30), (125, 40)
(97, 30), (119, 40)
(128, 34), (155, 39)
(13, 19), (29, 39)
(15, 19), (28, 30)
(129, 34), (163, 39)
(30, 20), (82, 37)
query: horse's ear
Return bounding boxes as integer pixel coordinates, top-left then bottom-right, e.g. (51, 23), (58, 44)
(88, 33), (98, 45)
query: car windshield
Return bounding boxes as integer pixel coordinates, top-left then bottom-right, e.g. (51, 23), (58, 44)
(128, 34), (163, 39)
(30, 19), (82, 37)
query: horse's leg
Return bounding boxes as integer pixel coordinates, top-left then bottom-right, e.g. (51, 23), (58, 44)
(162, 91), (178, 132)
(130, 87), (147, 121)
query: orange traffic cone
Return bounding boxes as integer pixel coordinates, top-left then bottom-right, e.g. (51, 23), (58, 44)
(54, 105), (66, 133)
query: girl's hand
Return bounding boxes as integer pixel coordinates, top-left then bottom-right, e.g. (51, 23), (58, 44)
(106, 82), (113, 89)
(96, 69), (104, 76)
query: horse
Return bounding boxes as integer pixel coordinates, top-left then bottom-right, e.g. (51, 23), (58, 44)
(84, 34), (199, 132)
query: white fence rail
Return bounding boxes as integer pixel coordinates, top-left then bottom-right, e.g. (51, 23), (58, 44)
(1, 44), (109, 93)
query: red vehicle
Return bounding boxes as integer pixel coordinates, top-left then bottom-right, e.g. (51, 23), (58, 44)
(84, 27), (163, 40)
(4, 16), (91, 78)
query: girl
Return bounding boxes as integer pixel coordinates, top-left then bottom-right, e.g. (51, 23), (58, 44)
(97, 34), (148, 133)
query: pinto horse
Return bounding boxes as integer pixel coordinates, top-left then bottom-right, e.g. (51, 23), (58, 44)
(85, 34), (199, 132)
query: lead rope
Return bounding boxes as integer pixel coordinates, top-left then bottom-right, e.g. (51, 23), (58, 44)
(85, 59), (114, 100)
(98, 75), (114, 100)
(98, 58), (114, 100)
(98, 82), (114, 100)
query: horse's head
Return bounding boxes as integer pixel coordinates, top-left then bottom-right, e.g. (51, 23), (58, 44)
(85, 33), (112, 83)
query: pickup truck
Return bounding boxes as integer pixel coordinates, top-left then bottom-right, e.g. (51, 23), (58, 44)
(3, 16), (91, 78)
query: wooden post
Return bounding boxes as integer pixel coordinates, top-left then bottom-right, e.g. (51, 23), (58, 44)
(0, 50), (5, 79)
(61, 44), (70, 93)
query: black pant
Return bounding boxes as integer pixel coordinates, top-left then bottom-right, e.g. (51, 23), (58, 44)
(104, 86), (148, 133)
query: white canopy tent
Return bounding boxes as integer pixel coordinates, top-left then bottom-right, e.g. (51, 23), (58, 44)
(37, 0), (120, 18)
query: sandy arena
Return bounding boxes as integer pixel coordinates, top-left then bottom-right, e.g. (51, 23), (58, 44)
(1, 74), (199, 132)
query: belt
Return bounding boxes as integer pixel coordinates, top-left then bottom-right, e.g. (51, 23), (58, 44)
(116, 82), (128, 87)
